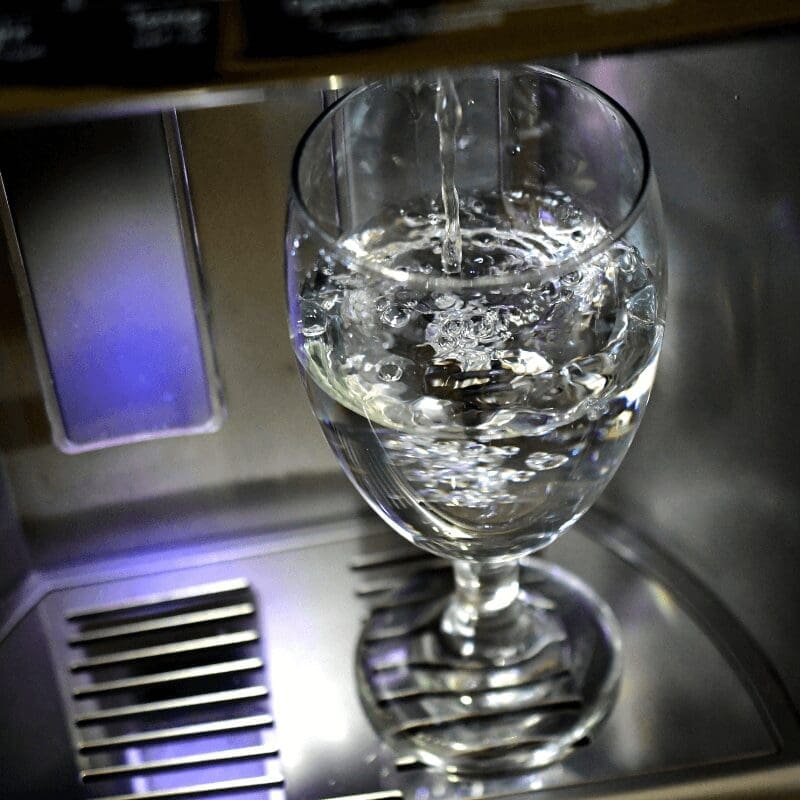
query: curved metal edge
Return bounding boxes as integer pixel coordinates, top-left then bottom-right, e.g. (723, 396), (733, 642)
(585, 504), (800, 757)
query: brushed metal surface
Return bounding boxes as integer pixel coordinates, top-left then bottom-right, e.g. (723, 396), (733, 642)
(564, 34), (800, 712)
(0, 608), (85, 800)
(34, 514), (790, 799)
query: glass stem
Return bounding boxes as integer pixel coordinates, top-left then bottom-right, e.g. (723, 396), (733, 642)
(454, 560), (521, 618)
(441, 559), (541, 663)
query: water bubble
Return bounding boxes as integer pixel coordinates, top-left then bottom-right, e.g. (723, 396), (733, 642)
(540, 280), (560, 301)
(377, 360), (404, 382)
(525, 452), (568, 470)
(561, 271), (581, 287)
(434, 293), (461, 310)
(586, 406), (603, 421)
(300, 300), (326, 337)
(617, 247), (641, 275)
(508, 144), (522, 156)
(506, 469), (532, 483)
(442, 318), (465, 338)
(380, 305), (412, 328)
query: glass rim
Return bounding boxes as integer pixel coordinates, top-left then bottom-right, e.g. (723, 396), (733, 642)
(289, 64), (653, 291)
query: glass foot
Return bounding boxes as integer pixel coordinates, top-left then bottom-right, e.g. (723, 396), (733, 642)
(356, 557), (621, 773)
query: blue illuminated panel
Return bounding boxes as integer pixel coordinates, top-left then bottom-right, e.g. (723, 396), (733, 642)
(0, 114), (222, 452)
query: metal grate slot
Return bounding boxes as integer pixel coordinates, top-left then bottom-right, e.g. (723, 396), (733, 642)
(66, 580), (252, 621)
(70, 631), (260, 671)
(92, 775), (285, 800)
(78, 715), (275, 753)
(349, 548), (442, 572)
(81, 744), (280, 781)
(64, 580), (283, 800)
(74, 658), (264, 697)
(74, 686), (270, 725)
(69, 603), (256, 644)
(319, 793), (404, 800)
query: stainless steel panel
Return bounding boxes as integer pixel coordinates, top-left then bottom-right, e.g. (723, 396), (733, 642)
(0, 608), (84, 800)
(562, 34), (800, 712)
(35, 514), (794, 799)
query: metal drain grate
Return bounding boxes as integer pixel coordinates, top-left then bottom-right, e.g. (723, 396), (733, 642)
(64, 578), (283, 799)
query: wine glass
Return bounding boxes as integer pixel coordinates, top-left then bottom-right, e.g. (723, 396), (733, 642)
(285, 66), (666, 772)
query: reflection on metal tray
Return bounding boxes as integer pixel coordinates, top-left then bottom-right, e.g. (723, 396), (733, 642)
(34, 507), (798, 799)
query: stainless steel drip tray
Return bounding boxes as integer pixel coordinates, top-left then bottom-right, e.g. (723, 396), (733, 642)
(32, 511), (799, 799)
